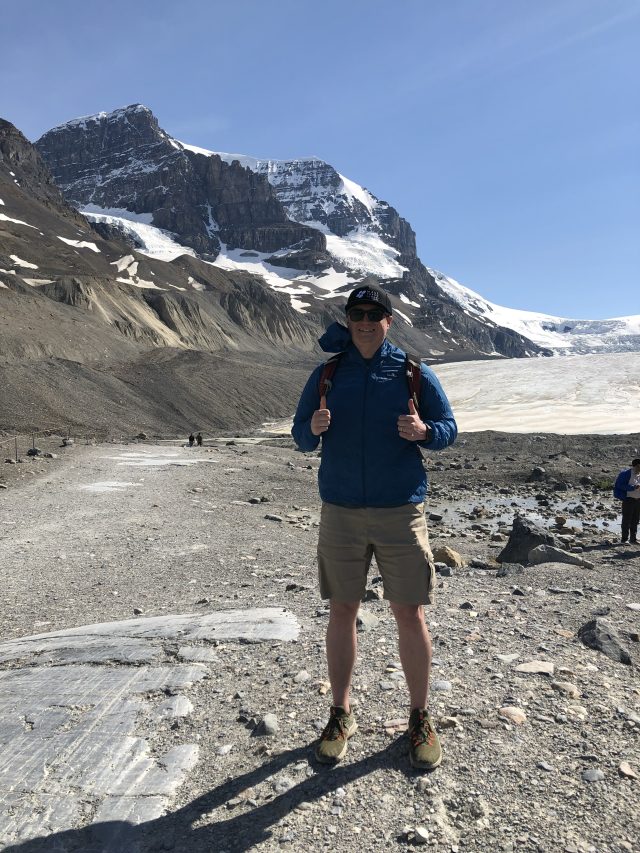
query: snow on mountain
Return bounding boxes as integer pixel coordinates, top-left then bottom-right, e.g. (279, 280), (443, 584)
(175, 139), (408, 276)
(81, 204), (363, 312)
(431, 269), (640, 355)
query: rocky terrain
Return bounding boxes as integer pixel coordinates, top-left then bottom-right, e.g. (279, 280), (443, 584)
(1, 431), (638, 853)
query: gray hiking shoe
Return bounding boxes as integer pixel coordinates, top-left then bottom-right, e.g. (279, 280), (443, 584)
(408, 708), (442, 770)
(315, 706), (357, 764)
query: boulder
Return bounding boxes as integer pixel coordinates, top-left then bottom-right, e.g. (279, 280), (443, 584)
(527, 466), (547, 482)
(577, 619), (632, 665)
(528, 545), (595, 569)
(497, 516), (555, 564)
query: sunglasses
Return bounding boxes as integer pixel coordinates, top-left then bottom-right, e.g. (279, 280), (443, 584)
(347, 308), (388, 322)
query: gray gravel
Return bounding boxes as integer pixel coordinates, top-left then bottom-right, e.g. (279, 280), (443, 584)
(1, 437), (639, 853)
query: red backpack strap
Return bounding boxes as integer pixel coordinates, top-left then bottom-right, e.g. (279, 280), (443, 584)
(318, 353), (344, 399)
(405, 354), (422, 409)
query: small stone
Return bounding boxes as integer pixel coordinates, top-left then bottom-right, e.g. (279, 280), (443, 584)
(132, 607), (143, 615)
(362, 587), (384, 601)
(431, 680), (452, 692)
(496, 563), (525, 578)
(437, 716), (460, 729)
(293, 670), (310, 684)
(537, 761), (554, 772)
(257, 714), (279, 735)
(551, 681), (580, 699)
(356, 610), (379, 632)
(495, 653), (519, 664)
(618, 761), (637, 779)
(217, 744), (234, 756)
(414, 826), (429, 844)
(273, 776), (295, 794)
(432, 545), (465, 568)
(581, 768), (605, 782)
(383, 718), (407, 731)
(498, 706), (526, 725)
(264, 514), (283, 522)
(515, 660), (555, 675)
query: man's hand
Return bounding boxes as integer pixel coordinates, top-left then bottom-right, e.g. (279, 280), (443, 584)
(398, 399), (430, 442)
(311, 395), (331, 436)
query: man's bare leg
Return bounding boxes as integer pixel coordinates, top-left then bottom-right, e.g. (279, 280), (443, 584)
(326, 599), (360, 710)
(390, 602), (432, 709)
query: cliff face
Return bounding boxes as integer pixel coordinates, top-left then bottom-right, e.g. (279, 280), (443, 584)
(0, 119), (87, 227)
(36, 105), (324, 257)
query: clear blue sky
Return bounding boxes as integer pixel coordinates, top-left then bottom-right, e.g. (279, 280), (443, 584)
(2, 0), (638, 319)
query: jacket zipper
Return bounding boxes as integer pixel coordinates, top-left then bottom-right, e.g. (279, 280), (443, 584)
(361, 361), (370, 504)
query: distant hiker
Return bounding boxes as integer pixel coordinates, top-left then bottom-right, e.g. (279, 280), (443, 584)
(613, 458), (640, 544)
(188, 433), (195, 447)
(196, 432), (203, 447)
(292, 284), (457, 771)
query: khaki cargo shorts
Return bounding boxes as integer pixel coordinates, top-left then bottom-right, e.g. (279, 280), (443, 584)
(317, 502), (436, 605)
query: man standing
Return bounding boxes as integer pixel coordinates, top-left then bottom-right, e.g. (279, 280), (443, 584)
(292, 284), (457, 770)
(613, 458), (640, 544)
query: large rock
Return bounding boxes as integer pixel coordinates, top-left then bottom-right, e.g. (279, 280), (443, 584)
(577, 618), (632, 665)
(497, 516), (555, 564)
(431, 545), (465, 568)
(528, 545), (595, 569)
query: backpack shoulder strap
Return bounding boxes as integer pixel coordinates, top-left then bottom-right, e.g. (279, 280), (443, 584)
(318, 352), (344, 398)
(404, 353), (422, 408)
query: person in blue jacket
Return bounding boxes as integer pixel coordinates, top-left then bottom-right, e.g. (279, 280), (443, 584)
(613, 458), (640, 544)
(292, 283), (457, 770)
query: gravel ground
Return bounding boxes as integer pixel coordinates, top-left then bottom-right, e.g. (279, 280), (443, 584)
(1, 435), (639, 853)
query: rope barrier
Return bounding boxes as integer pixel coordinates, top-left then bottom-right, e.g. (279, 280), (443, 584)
(0, 426), (102, 462)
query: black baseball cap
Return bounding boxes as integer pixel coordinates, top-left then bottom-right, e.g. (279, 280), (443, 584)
(345, 284), (392, 315)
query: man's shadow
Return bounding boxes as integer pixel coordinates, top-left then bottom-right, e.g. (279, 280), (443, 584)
(5, 736), (415, 853)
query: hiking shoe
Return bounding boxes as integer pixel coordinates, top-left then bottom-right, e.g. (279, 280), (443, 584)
(315, 706), (357, 764)
(408, 709), (442, 770)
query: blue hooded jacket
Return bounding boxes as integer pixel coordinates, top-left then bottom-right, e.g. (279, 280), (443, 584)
(292, 322), (457, 507)
(613, 468), (640, 500)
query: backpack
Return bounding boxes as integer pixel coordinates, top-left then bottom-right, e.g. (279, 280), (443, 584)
(318, 351), (422, 408)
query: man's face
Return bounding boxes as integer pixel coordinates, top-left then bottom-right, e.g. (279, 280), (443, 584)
(347, 303), (392, 357)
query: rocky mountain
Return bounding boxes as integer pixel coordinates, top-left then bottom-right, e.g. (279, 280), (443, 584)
(35, 105), (549, 361)
(432, 270), (640, 356)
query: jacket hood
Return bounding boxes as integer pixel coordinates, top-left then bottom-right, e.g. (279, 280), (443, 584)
(318, 322), (351, 353)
